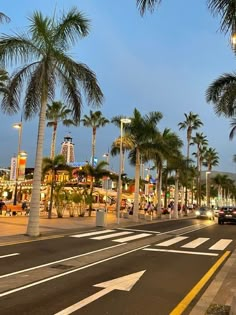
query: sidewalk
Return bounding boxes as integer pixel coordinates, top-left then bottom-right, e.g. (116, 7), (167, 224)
(0, 212), (235, 314)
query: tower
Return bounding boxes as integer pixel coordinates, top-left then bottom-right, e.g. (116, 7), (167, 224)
(60, 134), (75, 163)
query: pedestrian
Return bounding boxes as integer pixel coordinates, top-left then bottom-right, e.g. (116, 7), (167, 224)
(0, 199), (6, 215)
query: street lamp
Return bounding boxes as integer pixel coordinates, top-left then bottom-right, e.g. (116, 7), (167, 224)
(206, 171), (211, 208)
(13, 122), (23, 205)
(116, 118), (131, 224)
(103, 152), (110, 213)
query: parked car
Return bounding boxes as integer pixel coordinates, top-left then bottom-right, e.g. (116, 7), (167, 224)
(218, 206), (236, 225)
(195, 207), (215, 220)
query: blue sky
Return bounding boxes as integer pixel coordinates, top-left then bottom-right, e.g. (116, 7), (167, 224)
(0, 0), (236, 177)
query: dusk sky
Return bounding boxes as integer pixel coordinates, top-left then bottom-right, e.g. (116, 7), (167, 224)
(0, 0), (236, 177)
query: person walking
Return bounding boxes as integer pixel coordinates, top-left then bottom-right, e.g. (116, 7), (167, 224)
(0, 199), (6, 215)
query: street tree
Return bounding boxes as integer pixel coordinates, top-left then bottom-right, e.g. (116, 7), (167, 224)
(178, 112), (203, 206)
(81, 110), (109, 166)
(46, 101), (76, 159)
(191, 133), (208, 205)
(0, 8), (103, 236)
(116, 108), (163, 221)
(74, 160), (110, 216)
(42, 154), (71, 218)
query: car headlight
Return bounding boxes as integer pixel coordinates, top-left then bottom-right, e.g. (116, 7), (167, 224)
(206, 211), (212, 217)
(195, 211), (200, 216)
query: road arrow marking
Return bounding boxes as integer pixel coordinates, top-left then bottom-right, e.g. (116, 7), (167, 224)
(54, 270), (146, 315)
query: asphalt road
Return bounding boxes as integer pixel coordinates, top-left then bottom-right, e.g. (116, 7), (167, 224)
(0, 218), (235, 315)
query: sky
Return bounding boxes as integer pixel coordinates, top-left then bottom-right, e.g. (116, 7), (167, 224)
(0, 0), (236, 177)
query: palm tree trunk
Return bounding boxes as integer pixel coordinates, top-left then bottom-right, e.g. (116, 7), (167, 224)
(50, 123), (57, 159)
(157, 165), (163, 215)
(92, 128), (96, 166)
(133, 149), (140, 222)
(174, 170), (179, 218)
(26, 93), (48, 236)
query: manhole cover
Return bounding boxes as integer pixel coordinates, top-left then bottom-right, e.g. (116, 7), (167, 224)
(51, 264), (74, 270)
(206, 304), (231, 314)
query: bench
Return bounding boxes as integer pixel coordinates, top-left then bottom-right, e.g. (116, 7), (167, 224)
(5, 205), (24, 216)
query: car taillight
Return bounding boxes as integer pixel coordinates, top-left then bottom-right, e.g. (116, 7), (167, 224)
(219, 210), (224, 214)
(233, 211), (236, 214)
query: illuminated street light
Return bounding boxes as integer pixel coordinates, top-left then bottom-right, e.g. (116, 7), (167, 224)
(116, 118), (131, 224)
(13, 121), (23, 205)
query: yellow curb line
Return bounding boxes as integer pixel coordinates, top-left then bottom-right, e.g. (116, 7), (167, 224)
(170, 250), (231, 315)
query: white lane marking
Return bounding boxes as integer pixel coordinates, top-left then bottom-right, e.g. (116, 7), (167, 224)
(55, 270), (146, 315)
(209, 239), (233, 251)
(118, 228), (160, 234)
(70, 230), (115, 238)
(0, 253), (19, 259)
(0, 245), (149, 298)
(0, 243), (125, 279)
(113, 233), (151, 243)
(156, 236), (188, 247)
(143, 248), (218, 256)
(181, 238), (210, 249)
(91, 231), (133, 240)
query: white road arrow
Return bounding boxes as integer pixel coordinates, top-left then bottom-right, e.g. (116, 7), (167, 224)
(55, 270), (146, 315)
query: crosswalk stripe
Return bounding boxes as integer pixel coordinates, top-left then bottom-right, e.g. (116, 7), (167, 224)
(156, 236), (188, 247)
(209, 239), (233, 251)
(181, 238), (210, 249)
(113, 233), (151, 243)
(70, 230), (115, 238)
(143, 248), (219, 257)
(91, 231), (133, 240)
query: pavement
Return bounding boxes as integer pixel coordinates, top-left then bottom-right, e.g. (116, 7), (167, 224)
(0, 211), (236, 315)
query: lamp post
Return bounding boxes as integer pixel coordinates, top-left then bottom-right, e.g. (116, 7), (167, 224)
(103, 152), (110, 213)
(13, 122), (23, 205)
(206, 171), (211, 208)
(116, 118), (131, 224)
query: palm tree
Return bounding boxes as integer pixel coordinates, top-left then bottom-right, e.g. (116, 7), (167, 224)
(46, 101), (76, 159)
(203, 147), (219, 207)
(81, 110), (109, 166)
(136, 0), (162, 15)
(206, 73), (236, 117)
(74, 160), (110, 216)
(0, 8), (103, 236)
(0, 69), (9, 97)
(142, 128), (183, 215)
(178, 112), (203, 207)
(207, 0), (236, 34)
(0, 12), (10, 24)
(191, 132), (208, 205)
(114, 108), (163, 221)
(42, 154), (71, 218)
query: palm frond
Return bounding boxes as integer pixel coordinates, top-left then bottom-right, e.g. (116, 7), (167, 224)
(136, 0), (162, 16)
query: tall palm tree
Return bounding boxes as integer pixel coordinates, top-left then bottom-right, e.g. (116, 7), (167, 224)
(203, 147), (219, 207)
(191, 132), (208, 205)
(46, 101), (76, 159)
(142, 128), (183, 215)
(178, 112), (203, 161)
(178, 112), (203, 206)
(81, 110), (109, 166)
(0, 8), (103, 236)
(115, 108), (163, 221)
(42, 154), (71, 218)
